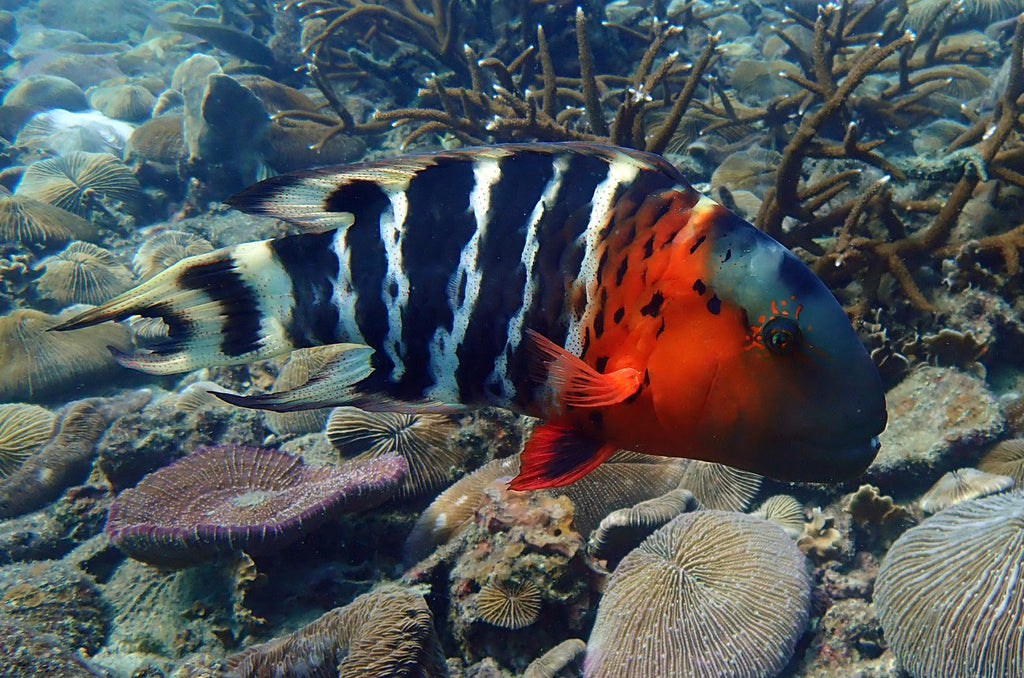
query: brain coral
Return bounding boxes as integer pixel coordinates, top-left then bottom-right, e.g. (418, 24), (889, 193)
(585, 511), (811, 678)
(875, 492), (1024, 678)
(106, 445), (407, 567)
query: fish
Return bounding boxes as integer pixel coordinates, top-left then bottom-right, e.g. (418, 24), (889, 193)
(53, 142), (887, 490)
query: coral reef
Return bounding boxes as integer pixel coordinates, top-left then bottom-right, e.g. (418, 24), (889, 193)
(35, 241), (134, 307)
(978, 438), (1024, 483)
(875, 492), (1024, 678)
(523, 638), (585, 678)
(106, 446), (407, 567)
(0, 391), (149, 518)
(587, 489), (699, 567)
(585, 511), (810, 678)
(0, 195), (96, 248)
(0, 403), (53, 477)
(16, 151), (143, 218)
(918, 467), (1014, 513)
(751, 494), (806, 538)
(177, 584), (447, 678)
(676, 460), (762, 511)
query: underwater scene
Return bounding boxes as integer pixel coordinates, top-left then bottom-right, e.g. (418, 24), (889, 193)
(1, 0), (1024, 676)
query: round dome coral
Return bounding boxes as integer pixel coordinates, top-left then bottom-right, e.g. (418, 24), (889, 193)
(106, 445), (406, 567)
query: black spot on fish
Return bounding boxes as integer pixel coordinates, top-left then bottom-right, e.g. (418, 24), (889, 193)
(693, 278), (706, 295)
(624, 223), (637, 246)
(707, 294), (721, 315)
(656, 318), (665, 337)
(615, 257), (629, 286)
(593, 306), (605, 338)
(595, 356), (609, 372)
(643, 369), (651, 386)
(722, 248), (732, 263)
(624, 389), (641, 404)
(640, 291), (664, 317)
(582, 326), (591, 357)
(589, 411), (603, 428)
(689, 235), (706, 254)
(387, 281), (398, 298)
(643, 235), (656, 259)
(596, 249), (608, 286)
(613, 306), (625, 324)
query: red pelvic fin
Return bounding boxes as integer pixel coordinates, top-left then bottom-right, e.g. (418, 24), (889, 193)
(526, 329), (640, 408)
(509, 422), (617, 490)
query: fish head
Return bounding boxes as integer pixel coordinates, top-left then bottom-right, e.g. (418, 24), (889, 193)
(649, 204), (886, 482)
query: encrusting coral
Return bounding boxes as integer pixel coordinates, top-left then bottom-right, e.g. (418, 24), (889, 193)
(106, 446), (407, 567)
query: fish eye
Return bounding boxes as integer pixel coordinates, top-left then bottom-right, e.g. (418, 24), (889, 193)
(762, 317), (801, 356)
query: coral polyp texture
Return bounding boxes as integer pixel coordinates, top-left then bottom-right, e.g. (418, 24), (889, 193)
(875, 492), (1024, 678)
(584, 511), (811, 678)
(106, 445), (407, 567)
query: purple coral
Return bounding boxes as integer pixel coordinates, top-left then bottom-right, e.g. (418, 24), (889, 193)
(106, 445), (406, 567)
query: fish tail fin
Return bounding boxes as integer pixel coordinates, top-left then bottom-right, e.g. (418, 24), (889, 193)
(51, 241), (297, 374)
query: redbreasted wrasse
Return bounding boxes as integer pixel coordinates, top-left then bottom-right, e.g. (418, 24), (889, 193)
(55, 143), (886, 489)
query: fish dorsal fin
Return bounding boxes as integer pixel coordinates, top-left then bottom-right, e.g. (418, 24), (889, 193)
(225, 142), (685, 231)
(509, 422), (617, 490)
(527, 329), (640, 408)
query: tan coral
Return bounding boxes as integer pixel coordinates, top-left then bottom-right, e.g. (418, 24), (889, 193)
(263, 346), (348, 436)
(132, 230), (213, 280)
(475, 579), (542, 630)
(0, 308), (131, 402)
(524, 638), (586, 678)
(125, 114), (184, 166)
(979, 439), (1024, 484)
(326, 403), (461, 499)
(0, 403), (54, 477)
(0, 195), (96, 246)
(751, 494), (805, 538)
(16, 151), (142, 216)
(677, 459), (762, 511)
(797, 508), (847, 560)
(919, 467), (1014, 514)
(36, 241), (134, 307)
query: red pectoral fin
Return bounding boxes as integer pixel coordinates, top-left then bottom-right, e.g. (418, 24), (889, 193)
(527, 329), (640, 408)
(509, 422), (617, 490)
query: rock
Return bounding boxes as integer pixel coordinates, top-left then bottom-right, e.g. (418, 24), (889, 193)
(792, 599), (901, 678)
(866, 366), (1004, 494)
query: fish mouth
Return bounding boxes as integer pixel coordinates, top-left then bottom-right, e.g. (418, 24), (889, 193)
(770, 434), (881, 483)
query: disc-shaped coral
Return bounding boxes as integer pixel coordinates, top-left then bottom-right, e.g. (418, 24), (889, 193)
(585, 511), (811, 678)
(0, 195), (96, 246)
(16, 151), (142, 216)
(326, 405), (461, 499)
(475, 579), (542, 630)
(919, 467), (1013, 514)
(131, 229), (213, 280)
(36, 241), (134, 306)
(264, 346), (352, 436)
(0, 403), (53, 477)
(875, 492), (1024, 678)
(752, 494), (806, 538)
(88, 83), (156, 122)
(106, 445), (407, 567)
(0, 308), (131, 402)
(13, 108), (131, 156)
(979, 439), (1024, 485)
(125, 114), (184, 166)
(677, 459), (762, 511)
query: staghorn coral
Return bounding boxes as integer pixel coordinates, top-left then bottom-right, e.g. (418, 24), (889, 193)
(751, 494), (806, 538)
(0, 195), (96, 247)
(178, 584), (447, 678)
(132, 230), (213, 280)
(0, 403), (54, 477)
(919, 467), (1014, 514)
(0, 308), (132, 403)
(16, 151), (143, 217)
(588, 489), (699, 567)
(474, 579), (542, 630)
(875, 492), (1024, 678)
(36, 241), (134, 307)
(585, 511), (810, 678)
(106, 446), (407, 567)
(676, 460), (762, 511)
(326, 404), (461, 499)
(978, 438), (1024, 484)
(523, 639), (586, 678)
(0, 391), (150, 518)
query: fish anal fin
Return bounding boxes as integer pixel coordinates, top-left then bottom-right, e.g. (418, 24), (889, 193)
(509, 422), (617, 490)
(210, 344), (375, 412)
(527, 329), (640, 408)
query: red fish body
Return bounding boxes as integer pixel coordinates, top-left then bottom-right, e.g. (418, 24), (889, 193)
(55, 143), (886, 489)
